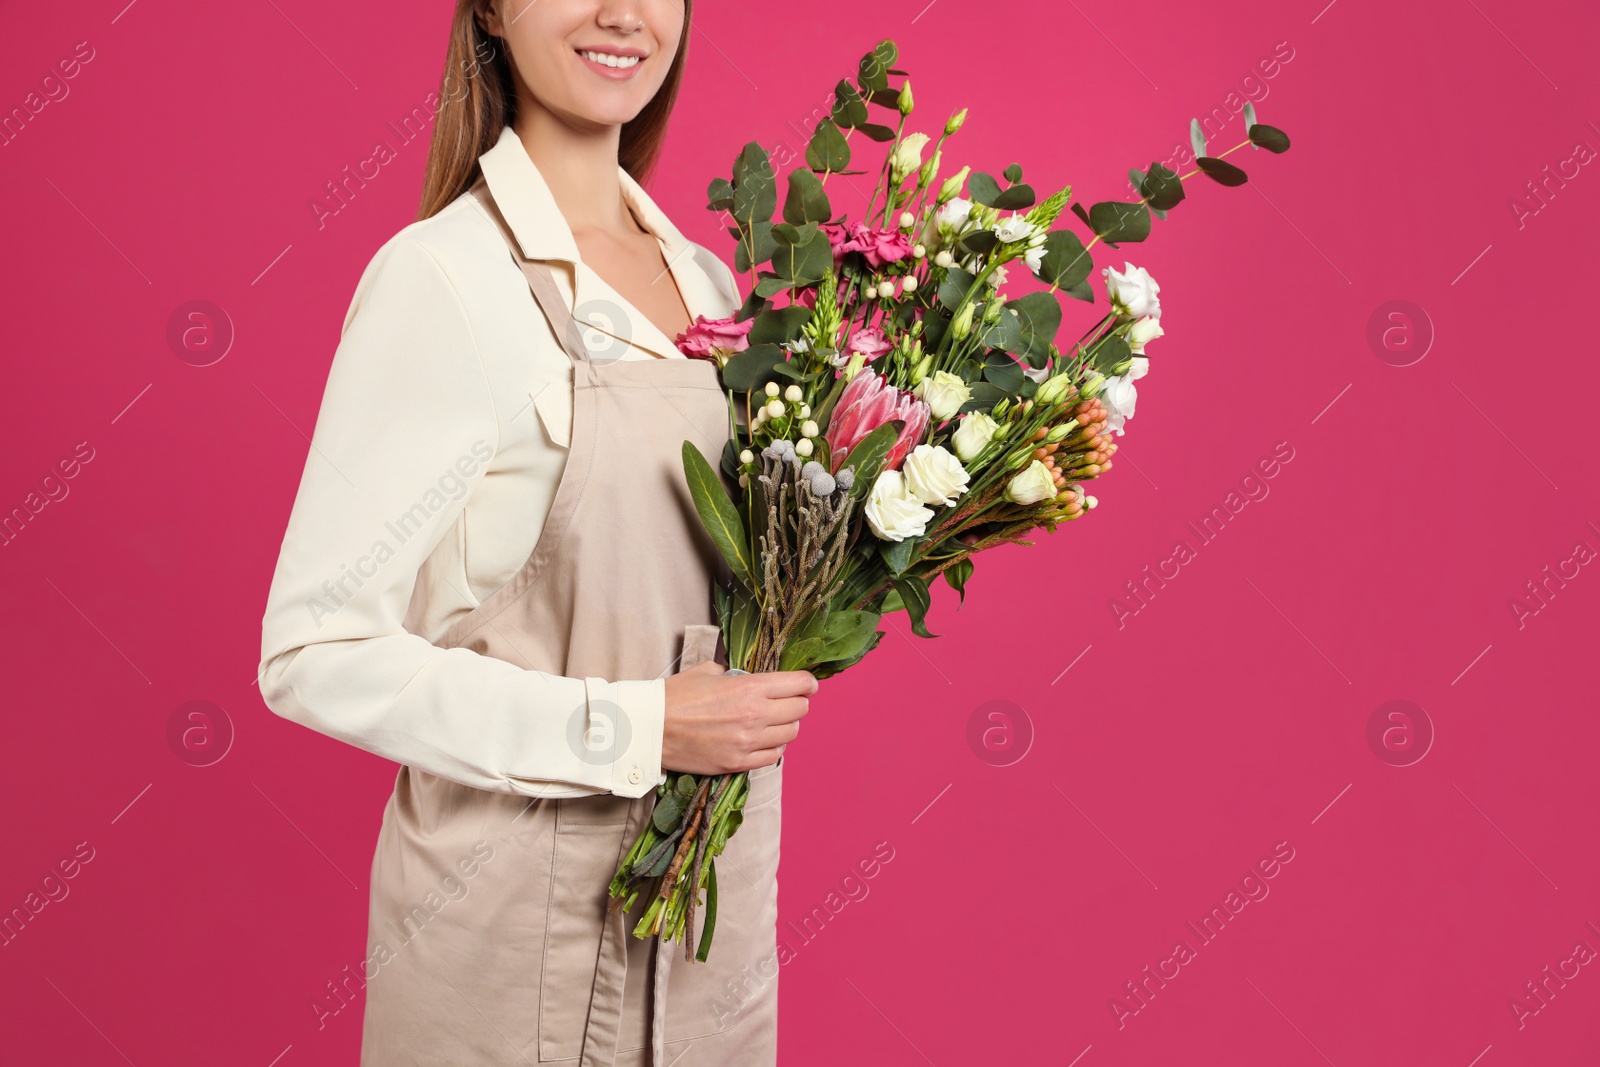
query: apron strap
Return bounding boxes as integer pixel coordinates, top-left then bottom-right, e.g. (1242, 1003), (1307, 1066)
(469, 176), (593, 365)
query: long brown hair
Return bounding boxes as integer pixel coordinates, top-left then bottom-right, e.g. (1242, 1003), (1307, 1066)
(417, 0), (694, 220)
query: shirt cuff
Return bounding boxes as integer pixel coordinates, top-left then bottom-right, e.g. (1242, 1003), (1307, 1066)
(589, 676), (666, 798)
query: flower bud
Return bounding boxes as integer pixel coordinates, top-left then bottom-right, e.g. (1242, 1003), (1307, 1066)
(1034, 372), (1074, 405)
(938, 166), (970, 203)
(950, 302), (975, 339)
(1045, 421), (1075, 443)
(945, 107), (968, 135)
(897, 80), (914, 115)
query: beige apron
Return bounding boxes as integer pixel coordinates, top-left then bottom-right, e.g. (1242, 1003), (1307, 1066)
(357, 179), (782, 1066)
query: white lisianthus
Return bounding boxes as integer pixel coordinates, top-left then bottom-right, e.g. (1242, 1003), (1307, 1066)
(936, 196), (974, 233)
(1102, 262), (1161, 320)
(1100, 372), (1138, 435)
(951, 411), (1000, 462)
(1127, 355), (1149, 380)
(864, 469), (934, 542)
(901, 444), (971, 506)
(889, 132), (931, 184)
(1004, 460), (1057, 505)
(1126, 315), (1164, 354)
(913, 370), (971, 421)
(991, 264), (1009, 287)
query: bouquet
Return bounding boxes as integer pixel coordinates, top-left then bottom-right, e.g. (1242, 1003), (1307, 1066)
(608, 39), (1292, 961)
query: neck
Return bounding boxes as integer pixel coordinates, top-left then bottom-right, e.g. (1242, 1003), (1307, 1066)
(513, 105), (632, 237)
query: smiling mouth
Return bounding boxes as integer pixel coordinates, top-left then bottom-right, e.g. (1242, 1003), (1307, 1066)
(577, 49), (643, 69)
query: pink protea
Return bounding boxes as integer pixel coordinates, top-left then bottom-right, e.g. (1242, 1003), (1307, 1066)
(825, 369), (930, 473)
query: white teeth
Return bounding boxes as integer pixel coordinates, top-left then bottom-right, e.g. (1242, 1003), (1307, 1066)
(580, 50), (640, 69)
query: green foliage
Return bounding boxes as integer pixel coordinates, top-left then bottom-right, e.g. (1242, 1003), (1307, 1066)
(681, 441), (756, 590)
(1196, 157), (1249, 186)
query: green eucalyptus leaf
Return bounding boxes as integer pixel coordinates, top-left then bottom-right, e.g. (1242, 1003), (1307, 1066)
(992, 184), (1036, 210)
(771, 224), (832, 287)
(1189, 118), (1207, 161)
(707, 177), (735, 212)
(977, 307), (1023, 354)
(783, 168), (832, 225)
(967, 171), (1003, 207)
(806, 119), (851, 174)
(733, 220), (777, 273)
(1033, 230), (1093, 289)
(959, 229), (999, 256)
(1140, 162), (1185, 211)
(1006, 291), (1063, 355)
(1242, 102), (1258, 132)
(652, 791), (685, 832)
(1247, 124), (1291, 153)
(1196, 157), (1249, 185)
(1062, 278), (1094, 303)
(730, 142), (776, 225)
(831, 79), (869, 129)
(936, 266), (977, 311)
(880, 537), (915, 575)
(1088, 201), (1152, 243)
(1003, 163), (1023, 183)
(748, 306), (813, 345)
(840, 420), (901, 497)
(859, 123), (898, 142)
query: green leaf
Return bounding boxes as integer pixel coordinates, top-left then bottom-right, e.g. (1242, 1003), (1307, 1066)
(730, 142), (776, 225)
(1139, 162), (1185, 211)
(753, 273), (790, 298)
(878, 587), (905, 613)
(892, 574), (936, 638)
(839, 420), (901, 496)
(681, 440), (755, 589)
(1196, 157), (1249, 185)
(982, 351), (1026, 393)
(967, 171), (1002, 207)
(782, 610), (882, 669)
(652, 791), (685, 832)
(936, 266), (977, 311)
(1003, 163), (1023, 184)
(707, 177), (734, 212)
(770, 223), (832, 287)
(806, 119), (851, 174)
(992, 184), (1036, 210)
(881, 537), (915, 575)
(783, 168), (832, 225)
(1006, 291), (1063, 358)
(830, 80), (869, 129)
(1088, 201), (1152, 244)
(958, 229), (998, 257)
(958, 381), (1007, 413)
(1069, 202), (1093, 229)
(944, 558), (974, 605)
(733, 220), (777, 273)
(1033, 230), (1093, 289)
(859, 123), (898, 142)
(748, 306), (813, 346)
(1247, 124), (1291, 153)
(1062, 278), (1094, 303)
(1092, 335), (1132, 377)
(720, 343), (785, 391)
(1189, 118), (1207, 161)
(857, 41), (896, 91)
(675, 774), (699, 796)
(694, 861), (719, 962)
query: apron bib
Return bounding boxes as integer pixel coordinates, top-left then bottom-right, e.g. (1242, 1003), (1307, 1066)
(356, 179), (782, 1067)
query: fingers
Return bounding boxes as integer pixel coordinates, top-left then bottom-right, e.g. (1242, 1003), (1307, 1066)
(760, 695), (811, 725)
(752, 669), (818, 697)
(744, 747), (786, 771)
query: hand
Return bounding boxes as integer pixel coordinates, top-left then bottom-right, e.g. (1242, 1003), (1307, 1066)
(661, 661), (816, 776)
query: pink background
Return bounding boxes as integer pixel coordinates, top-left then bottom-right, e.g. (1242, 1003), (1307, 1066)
(3, 0), (1597, 1064)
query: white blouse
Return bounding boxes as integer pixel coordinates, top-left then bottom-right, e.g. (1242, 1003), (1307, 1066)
(258, 126), (741, 800)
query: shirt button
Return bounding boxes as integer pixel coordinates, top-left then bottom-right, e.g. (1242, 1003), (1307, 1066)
(627, 768), (643, 785)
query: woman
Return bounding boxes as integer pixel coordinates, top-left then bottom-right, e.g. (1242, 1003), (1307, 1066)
(257, 2), (814, 1064)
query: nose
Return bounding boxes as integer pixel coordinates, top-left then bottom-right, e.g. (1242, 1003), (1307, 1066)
(595, 1), (645, 33)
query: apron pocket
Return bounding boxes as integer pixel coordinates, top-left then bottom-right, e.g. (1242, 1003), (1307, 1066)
(538, 797), (632, 1061)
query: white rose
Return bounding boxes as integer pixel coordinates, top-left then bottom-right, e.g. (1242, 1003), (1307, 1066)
(992, 214), (1037, 244)
(1126, 315), (1164, 354)
(890, 132), (930, 184)
(951, 411), (1000, 462)
(1102, 262), (1161, 320)
(901, 444), (971, 506)
(914, 370), (971, 421)
(1100, 372), (1138, 435)
(1004, 460), (1057, 505)
(864, 470), (933, 542)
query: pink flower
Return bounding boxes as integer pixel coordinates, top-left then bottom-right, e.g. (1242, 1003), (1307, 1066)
(845, 325), (892, 358)
(675, 314), (754, 360)
(825, 370), (930, 473)
(841, 223), (913, 269)
(820, 222), (852, 264)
